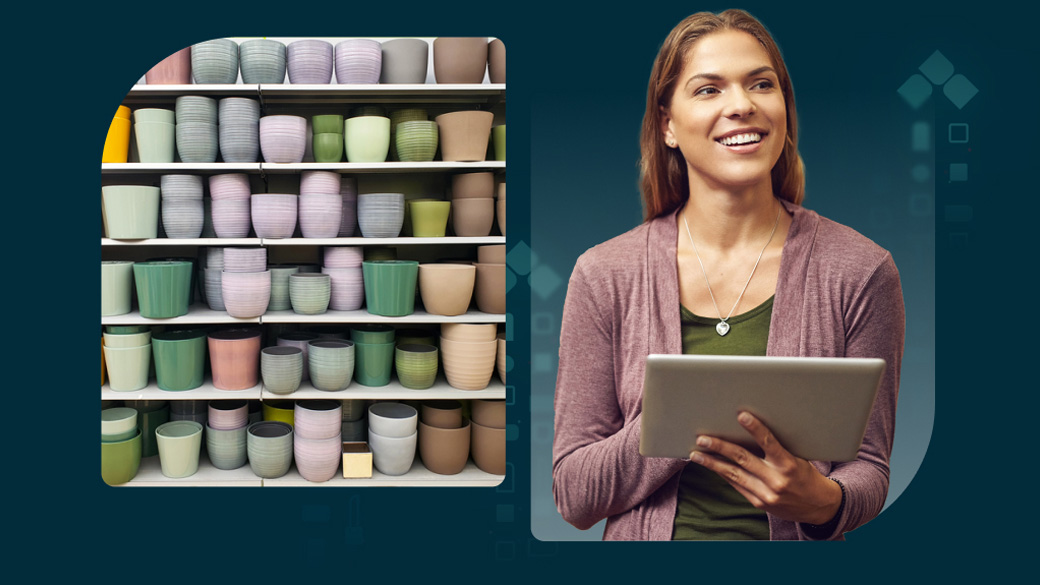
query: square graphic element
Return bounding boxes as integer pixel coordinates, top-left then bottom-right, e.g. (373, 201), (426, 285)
(949, 163), (968, 182)
(948, 123), (969, 143)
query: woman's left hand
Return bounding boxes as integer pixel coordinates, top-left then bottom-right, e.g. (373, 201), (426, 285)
(689, 411), (843, 525)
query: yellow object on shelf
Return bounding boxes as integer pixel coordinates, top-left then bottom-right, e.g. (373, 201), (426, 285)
(342, 442), (373, 478)
(102, 116), (131, 163)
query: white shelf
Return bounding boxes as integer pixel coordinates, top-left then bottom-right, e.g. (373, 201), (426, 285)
(102, 162), (262, 174)
(262, 375), (506, 401)
(102, 161), (504, 174)
(102, 380), (262, 401)
(261, 308), (505, 324)
(102, 306), (260, 326)
(125, 83), (505, 101)
(102, 238), (262, 246)
(264, 459), (504, 487)
(115, 452), (263, 487)
(260, 236), (505, 246)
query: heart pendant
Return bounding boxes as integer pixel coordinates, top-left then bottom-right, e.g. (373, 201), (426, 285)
(716, 321), (730, 336)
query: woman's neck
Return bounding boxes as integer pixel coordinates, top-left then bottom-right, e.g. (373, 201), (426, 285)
(680, 183), (780, 253)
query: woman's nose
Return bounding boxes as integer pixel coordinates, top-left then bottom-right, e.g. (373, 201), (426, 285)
(723, 88), (756, 118)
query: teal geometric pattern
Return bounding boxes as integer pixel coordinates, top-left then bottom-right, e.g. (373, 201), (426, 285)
(898, 50), (978, 110)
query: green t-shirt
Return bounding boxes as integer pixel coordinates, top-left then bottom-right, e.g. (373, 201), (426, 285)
(671, 296), (774, 541)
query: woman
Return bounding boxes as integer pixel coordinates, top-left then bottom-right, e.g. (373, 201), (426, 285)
(551, 9), (904, 541)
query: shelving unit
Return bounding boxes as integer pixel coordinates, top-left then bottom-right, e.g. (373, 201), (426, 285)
(102, 37), (507, 488)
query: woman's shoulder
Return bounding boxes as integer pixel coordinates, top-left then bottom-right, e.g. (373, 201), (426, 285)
(574, 221), (654, 270)
(796, 205), (898, 283)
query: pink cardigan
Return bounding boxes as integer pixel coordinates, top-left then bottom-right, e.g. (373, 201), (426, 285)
(551, 200), (904, 540)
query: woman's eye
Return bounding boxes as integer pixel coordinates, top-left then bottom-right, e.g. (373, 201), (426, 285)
(752, 80), (775, 90)
(695, 87), (719, 96)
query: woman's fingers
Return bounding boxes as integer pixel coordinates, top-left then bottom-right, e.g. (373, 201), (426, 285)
(689, 441), (771, 500)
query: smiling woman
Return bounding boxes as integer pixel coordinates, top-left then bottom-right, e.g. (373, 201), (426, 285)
(551, 9), (905, 541)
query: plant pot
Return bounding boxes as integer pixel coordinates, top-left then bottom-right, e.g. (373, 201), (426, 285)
(418, 263), (475, 316)
(101, 430), (142, 485)
(435, 110), (494, 162)
(353, 340), (395, 387)
(250, 193), (298, 239)
(191, 38), (239, 84)
(395, 344), (439, 390)
(432, 37), (488, 83)
(488, 39), (505, 83)
(474, 262), (506, 314)
(207, 328), (262, 390)
(146, 47), (192, 84)
(451, 171), (494, 199)
(307, 340), (355, 391)
(470, 419), (506, 475)
(151, 329), (207, 391)
(380, 38), (429, 84)
(155, 420), (203, 478)
(471, 398), (506, 429)
(362, 260), (419, 317)
(239, 39), (286, 84)
(277, 332), (319, 382)
(419, 419), (471, 475)
(247, 420), (294, 478)
(205, 424), (248, 470)
(102, 186), (160, 239)
(344, 116), (390, 163)
(368, 428), (417, 476)
(421, 400), (463, 429)
(408, 199), (451, 237)
(451, 197), (495, 237)
(101, 261), (134, 316)
(103, 344), (151, 392)
(492, 125), (505, 161)
(133, 261), (192, 318)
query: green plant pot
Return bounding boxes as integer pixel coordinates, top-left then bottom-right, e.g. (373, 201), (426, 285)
(362, 260), (419, 317)
(151, 329), (207, 391)
(354, 340), (395, 386)
(101, 430), (142, 485)
(133, 261), (192, 318)
(408, 200), (451, 237)
(312, 132), (344, 162)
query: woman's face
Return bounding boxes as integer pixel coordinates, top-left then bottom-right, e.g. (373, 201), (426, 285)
(661, 30), (787, 193)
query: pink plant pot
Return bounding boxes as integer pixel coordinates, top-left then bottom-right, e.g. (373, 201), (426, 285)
(208, 329), (262, 390)
(250, 193), (298, 239)
(145, 47), (192, 85)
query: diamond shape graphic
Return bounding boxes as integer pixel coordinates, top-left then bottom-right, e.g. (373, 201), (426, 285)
(944, 74), (978, 109)
(897, 74), (932, 109)
(506, 241), (532, 276)
(530, 263), (563, 300)
(919, 50), (954, 85)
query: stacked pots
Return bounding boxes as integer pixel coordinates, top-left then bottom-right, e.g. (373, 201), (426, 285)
(322, 246), (365, 311)
(277, 331), (319, 382)
(133, 108), (176, 163)
(260, 115), (307, 163)
(351, 325), (395, 387)
(202, 247), (226, 311)
(192, 38), (239, 84)
(449, 171), (496, 237)
(289, 272), (331, 315)
(299, 170), (343, 237)
(362, 260), (419, 317)
(368, 402), (418, 476)
(334, 39), (382, 84)
(294, 400), (343, 482)
(102, 185), (160, 239)
(341, 399), (368, 442)
(145, 47), (192, 84)
(247, 420), (294, 478)
(388, 107), (427, 161)
(439, 323), (498, 390)
(474, 244), (506, 314)
(175, 96), (218, 163)
(206, 400), (249, 470)
(219, 97), (261, 163)
(311, 115), (344, 162)
(221, 247), (270, 319)
(239, 39), (286, 84)
(470, 399), (506, 475)
(418, 400), (471, 475)
(208, 328), (262, 391)
(101, 407), (141, 485)
(103, 328), (152, 392)
(103, 105), (131, 163)
(261, 345), (304, 395)
(497, 331), (507, 384)
(267, 264), (300, 311)
(160, 174), (204, 238)
(418, 263), (475, 316)
(307, 339), (355, 391)
(338, 177), (359, 237)
(287, 39), (333, 84)
(209, 173), (253, 238)
(395, 343), (439, 390)
(155, 420), (204, 478)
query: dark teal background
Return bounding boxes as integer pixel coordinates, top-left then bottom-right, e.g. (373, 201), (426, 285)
(10, 1), (1035, 580)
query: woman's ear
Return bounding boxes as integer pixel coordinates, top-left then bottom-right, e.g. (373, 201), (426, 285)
(659, 105), (676, 148)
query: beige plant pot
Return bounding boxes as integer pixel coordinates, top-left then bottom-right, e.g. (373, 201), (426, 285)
(474, 262), (506, 314)
(497, 333), (506, 384)
(488, 39), (505, 84)
(451, 171), (495, 199)
(471, 399), (505, 429)
(433, 37), (488, 83)
(440, 323), (497, 342)
(477, 244), (505, 264)
(436, 111), (494, 162)
(439, 336), (497, 390)
(470, 419), (506, 475)
(419, 419), (472, 475)
(451, 197), (495, 237)
(421, 400), (463, 429)
(418, 263), (476, 316)
(496, 198), (506, 236)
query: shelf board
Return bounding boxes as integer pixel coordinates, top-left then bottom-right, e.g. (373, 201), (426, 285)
(262, 375), (506, 401)
(102, 163), (262, 174)
(261, 236), (505, 246)
(102, 306), (260, 326)
(125, 83), (504, 102)
(102, 380), (262, 401)
(258, 161), (505, 173)
(115, 452), (264, 487)
(102, 238), (262, 246)
(264, 459), (505, 487)
(261, 308), (505, 324)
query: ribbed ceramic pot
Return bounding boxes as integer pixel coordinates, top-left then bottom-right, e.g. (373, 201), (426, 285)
(497, 333), (507, 383)
(471, 398), (506, 429)
(176, 121), (218, 163)
(334, 39), (382, 84)
(151, 329), (207, 391)
(439, 336), (497, 391)
(191, 39), (239, 84)
(289, 273), (332, 315)
(239, 39), (286, 84)
(146, 47), (192, 84)
(133, 261), (192, 319)
(418, 263), (475, 316)
(287, 39), (334, 84)
(299, 192), (343, 238)
(395, 121), (439, 162)
(260, 115), (307, 163)
(380, 38), (429, 83)
(294, 435), (341, 482)
(102, 185), (160, 239)
(419, 419), (471, 475)
(451, 171), (494, 198)
(435, 111), (494, 162)
(101, 261), (134, 317)
(207, 328), (262, 390)
(321, 266), (365, 311)
(261, 346), (304, 395)
(488, 39), (505, 83)
(357, 192), (404, 238)
(294, 399), (343, 439)
(100, 430), (142, 485)
(362, 260), (419, 317)
(470, 419), (506, 475)
(432, 37), (488, 83)
(247, 421), (294, 478)
(221, 270), (271, 319)
(262, 400), (296, 427)
(268, 265), (301, 311)
(206, 424), (248, 470)
(155, 420), (204, 478)
(277, 332), (319, 382)
(250, 193), (298, 239)
(307, 340), (355, 392)
(395, 343), (439, 390)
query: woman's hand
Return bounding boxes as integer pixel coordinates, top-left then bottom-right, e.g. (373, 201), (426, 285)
(689, 411), (843, 525)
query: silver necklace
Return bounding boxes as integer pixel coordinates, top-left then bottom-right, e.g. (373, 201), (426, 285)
(682, 200), (782, 336)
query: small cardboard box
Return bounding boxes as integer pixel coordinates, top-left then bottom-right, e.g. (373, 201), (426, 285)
(342, 442), (373, 479)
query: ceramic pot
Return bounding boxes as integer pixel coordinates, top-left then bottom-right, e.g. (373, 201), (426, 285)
(435, 111), (494, 162)
(101, 430), (142, 485)
(421, 400), (463, 429)
(471, 399), (506, 429)
(307, 340), (355, 391)
(102, 185), (160, 239)
(312, 133), (343, 162)
(380, 38), (429, 84)
(419, 419), (471, 475)
(102, 407), (139, 442)
(289, 273), (331, 315)
(299, 192), (343, 238)
(440, 323), (498, 342)
(191, 39), (239, 84)
(451, 197), (495, 237)
(134, 120), (176, 163)
(101, 261), (134, 316)
(487, 39), (505, 83)
(357, 192), (404, 238)
(418, 263), (475, 316)
(247, 421), (294, 478)
(239, 39), (286, 84)
(321, 266), (365, 311)
(146, 47), (192, 84)
(492, 125), (505, 161)
(155, 420), (203, 478)
(250, 193), (298, 239)
(207, 328), (262, 390)
(294, 399), (343, 440)
(344, 116), (390, 163)
(261, 346), (303, 395)
(221, 270), (271, 319)
(206, 424), (248, 470)
(287, 39), (334, 84)
(439, 336), (497, 391)
(208, 400), (249, 431)
(362, 260), (419, 317)
(395, 121), (439, 162)
(103, 114), (131, 163)
(368, 402), (418, 438)
(262, 400), (296, 427)
(432, 37), (488, 83)
(353, 340), (395, 386)
(133, 261), (192, 318)
(136, 402), (169, 458)
(368, 428), (417, 476)
(408, 199), (451, 237)
(451, 171), (494, 198)
(151, 329), (207, 391)
(294, 435), (342, 482)
(395, 344), (439, 390)
(474, 262), (506, 314)
(470, 419), (506, 475)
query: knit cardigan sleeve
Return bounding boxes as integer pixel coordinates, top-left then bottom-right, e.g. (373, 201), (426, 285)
(552, 252), (686, 532)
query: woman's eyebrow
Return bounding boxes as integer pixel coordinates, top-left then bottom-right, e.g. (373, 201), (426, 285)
(684, 66), (777, 86)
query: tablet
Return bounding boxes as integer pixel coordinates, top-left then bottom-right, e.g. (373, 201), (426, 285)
(639, 354), (885, 462)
